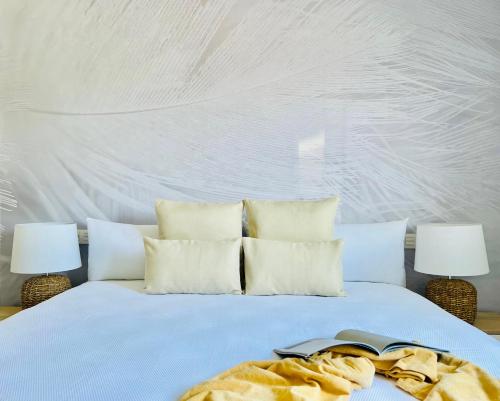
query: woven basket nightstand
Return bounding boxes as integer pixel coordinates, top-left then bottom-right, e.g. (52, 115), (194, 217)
(21, 275), (71, 309)
(425, 278), (477, 324)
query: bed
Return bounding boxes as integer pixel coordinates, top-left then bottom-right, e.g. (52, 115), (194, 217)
(0, 280), (498, 401)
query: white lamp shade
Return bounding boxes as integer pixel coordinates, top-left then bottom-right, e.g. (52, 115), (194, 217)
(11, 223), (82, 274)
(414, 224), (489, 277)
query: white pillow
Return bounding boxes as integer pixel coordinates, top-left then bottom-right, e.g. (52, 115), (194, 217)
(244, 197), (339, 241)
(87, 218), (158, 280)
(334, 219), (408, 286)
(243, 237), (345, 296)
(156, 199), (243, 240)
(144, 237), (241, 294)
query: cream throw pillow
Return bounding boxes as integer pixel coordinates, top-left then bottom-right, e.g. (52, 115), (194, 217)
(144, 237), (241, 294)
(244, 197), (339, 240)
(156, 199), (243, 240)
(243, 237), (345, 296)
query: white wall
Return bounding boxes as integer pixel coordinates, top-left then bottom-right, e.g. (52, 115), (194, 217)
(2, 0), (500, 310)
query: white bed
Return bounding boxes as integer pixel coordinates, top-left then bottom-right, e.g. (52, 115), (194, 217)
(0, 281), (498, 401)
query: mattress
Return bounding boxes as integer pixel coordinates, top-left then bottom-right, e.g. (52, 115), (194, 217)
(0, 281), (498, 401)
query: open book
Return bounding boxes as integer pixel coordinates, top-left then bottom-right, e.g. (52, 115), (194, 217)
(274, 329), (449, 358)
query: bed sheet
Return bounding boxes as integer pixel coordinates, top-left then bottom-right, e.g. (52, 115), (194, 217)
(0, 281), (498, 401)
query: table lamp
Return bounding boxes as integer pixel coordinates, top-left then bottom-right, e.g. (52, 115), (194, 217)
(11, 223), (82, 309)
(414, 223), (489, 324)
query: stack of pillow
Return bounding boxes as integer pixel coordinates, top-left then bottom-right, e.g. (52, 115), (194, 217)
(147, 200), (243, 294)
(87, 198), (408, 295)
(243, 198), (343, 296)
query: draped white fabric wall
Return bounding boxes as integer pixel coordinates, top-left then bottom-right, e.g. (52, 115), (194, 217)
(1, 0), (499, 309)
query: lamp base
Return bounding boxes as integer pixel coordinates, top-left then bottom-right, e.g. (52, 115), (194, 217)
(425, 278), (477, 324)
(21, 275), (71, 309)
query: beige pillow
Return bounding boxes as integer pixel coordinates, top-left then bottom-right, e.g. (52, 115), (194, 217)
(156, 199), (243, 240)
(144, 237), (241, 294)
(244, 197), (339, 241)
(243, 237), (345, 296)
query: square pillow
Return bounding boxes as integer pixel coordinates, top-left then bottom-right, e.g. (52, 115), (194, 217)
(243, 237), (344, 296)
(334, 219), (408, 286)
(144, 237), (241, 294)
(87, 218), (158, 280)
(156, 199), (242, 240)
(244, 197), (339, 241)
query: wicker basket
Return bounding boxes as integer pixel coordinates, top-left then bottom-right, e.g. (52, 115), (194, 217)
(425, 278), (477, 324)
(21, 275), (71, 309)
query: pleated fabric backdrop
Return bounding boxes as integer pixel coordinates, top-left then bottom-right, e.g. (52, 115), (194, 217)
(1, 0), (500, 309)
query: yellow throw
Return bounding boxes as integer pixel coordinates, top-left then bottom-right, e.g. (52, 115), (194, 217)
(180, 354), (374, 401)
(180, 347), (500, 401)
(397, 353), (500, 401)
(324, 346), (438, 382)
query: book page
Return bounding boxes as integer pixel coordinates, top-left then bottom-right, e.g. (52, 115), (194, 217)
(334, 329), (404, 352)
(274, 338), (380, 357)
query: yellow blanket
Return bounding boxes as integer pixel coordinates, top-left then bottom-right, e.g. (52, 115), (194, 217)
(180, 347), (500, 401)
